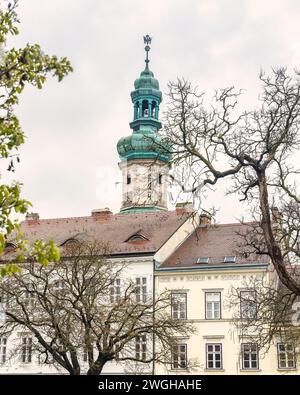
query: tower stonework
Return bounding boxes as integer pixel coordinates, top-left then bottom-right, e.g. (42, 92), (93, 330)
(117, 36), (171, 213)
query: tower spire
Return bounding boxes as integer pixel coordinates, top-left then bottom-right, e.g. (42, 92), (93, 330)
(143, 34), (152, 69)
(117, 35), (171, 214)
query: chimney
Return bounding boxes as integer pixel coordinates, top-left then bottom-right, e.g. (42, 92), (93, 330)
(199, 213), (211, 226)
(25, 212), (39, 223)
(91, 208), (113, 220)
(175, 202), (194, 214)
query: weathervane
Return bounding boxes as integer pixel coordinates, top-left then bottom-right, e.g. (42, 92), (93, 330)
(143, 34), (152, 67)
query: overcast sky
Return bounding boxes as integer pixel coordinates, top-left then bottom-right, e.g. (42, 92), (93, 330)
(6, 0), (300, 222)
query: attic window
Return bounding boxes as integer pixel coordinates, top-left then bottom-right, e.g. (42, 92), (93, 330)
(60, 238), (79, 248)
(5, 242), (17, 249)
(196, 257), (209, 264)
(224, 256), (236, 263)
(125, 233), (149, 243)
(4, 242), (17, 251)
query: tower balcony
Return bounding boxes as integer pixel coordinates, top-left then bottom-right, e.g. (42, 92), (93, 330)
(129, 117), (162, 131)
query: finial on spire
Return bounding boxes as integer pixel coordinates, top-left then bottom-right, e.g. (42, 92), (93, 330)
(143, 34), (152, 68)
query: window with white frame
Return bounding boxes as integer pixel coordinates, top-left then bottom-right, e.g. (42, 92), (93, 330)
(24, 288), (35, 308)
(171, 293), (187, 320)
(0, 298), (5, 325)
(205, 292), (221, 319)
(135, 277), (147, 303)
(0, 290), (9, 307)
(241, 343), (259, 370)
(113, 341), (120, 360)
(0, 337), (7, 364)
(83, 347), (88, 362)
(171, 343), (187, 369)
(240, 290), (257, 319)
(206, 343), (222, 369)
(82, 343), (95, 363)
(277, 343), (296, 369)
(53, 279), (66, 298)
(110, 278), (121, 303)
(135, 335), (147, 361)
(21, 337), (32, 363)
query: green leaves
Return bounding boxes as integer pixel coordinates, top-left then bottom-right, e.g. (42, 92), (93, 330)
(30, 239), (61, 266)
(0, 0), (19, 44)
(0, 0), (72, 276)
(1, 263), (21, 277)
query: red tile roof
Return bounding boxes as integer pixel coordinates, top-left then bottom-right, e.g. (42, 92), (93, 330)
(161, 223), (270, 268)
(14, 210), (191, 256)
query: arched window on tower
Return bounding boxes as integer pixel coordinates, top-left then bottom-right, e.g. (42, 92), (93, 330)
(127, 173), (131, 185)
(158, 173), (162, 185)
(151, 101), (156, 118)
(142, 100), (149, 117)
(134, 102), (139, 120)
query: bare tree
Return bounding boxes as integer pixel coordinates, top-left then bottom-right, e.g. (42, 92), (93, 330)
(0, 240), (195, 375)
(227, 274), (300, 363)
(163, 68), (300, 295)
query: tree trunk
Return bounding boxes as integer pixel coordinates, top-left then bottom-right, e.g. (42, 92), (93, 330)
(87, 359), (106, 375)
(257, 170), (300, 295)
(69, 368), (81, 375)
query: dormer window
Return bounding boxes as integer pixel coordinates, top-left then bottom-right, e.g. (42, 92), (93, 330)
(3, 242), (17, 255)
(125, 232), (149, 243)
(224, 256), (236, 263)
(60, 238), (80, 248)
(5, 242), (17, 250)
(196, 257), (209, 264)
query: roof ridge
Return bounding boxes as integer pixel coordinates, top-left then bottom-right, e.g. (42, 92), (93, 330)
(20, 209), (183, 224)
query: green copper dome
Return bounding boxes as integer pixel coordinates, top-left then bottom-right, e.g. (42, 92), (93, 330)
(117, 35), (171, 164)
(117, 130), (171, 162)
(134, 67), (160, 91)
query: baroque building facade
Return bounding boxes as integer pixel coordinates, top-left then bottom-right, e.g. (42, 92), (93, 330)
(0, 36), (299, 375)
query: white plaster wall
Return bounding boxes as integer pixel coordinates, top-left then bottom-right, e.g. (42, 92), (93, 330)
(155, 267), (300, 375)
(119, 160), (169, 210)
(0, 256), (154, 375)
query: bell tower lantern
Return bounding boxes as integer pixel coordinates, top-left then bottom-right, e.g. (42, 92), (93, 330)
(117, 35), (171, 213)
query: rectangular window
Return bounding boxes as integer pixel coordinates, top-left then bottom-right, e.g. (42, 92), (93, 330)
(206, 343), (222, 369)
(205, 292), (221, 319)
(172, 344), (187, 369)
(21, 282), (35, 308)
(241, 343), (259, 370)
(240, 290), (257, 319)
(224, 256), (236, 263)
(110, 278), (121, 303)
(135, 335), (147, 361)
(171, 293), (187, 320)
(0, 291), (9, 306)
(21, 337), (32, 363)
(197, 257), (209, 264)
(0, 298), (5, 325)
(135, 277), (147, 303)
(83, 348), (88, 363)
(147, 172), (152, 199)
(0, 337), (7, 364)
(24, 289), (35, 308)
(277, 343), (296, 369)
(53, 279), (66, 298)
